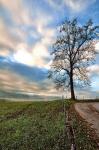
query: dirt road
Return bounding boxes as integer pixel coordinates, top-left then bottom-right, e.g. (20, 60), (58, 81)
(75, 102), (99, 138)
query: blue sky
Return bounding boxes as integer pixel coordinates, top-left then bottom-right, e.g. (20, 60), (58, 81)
(0, 0), (99, 98)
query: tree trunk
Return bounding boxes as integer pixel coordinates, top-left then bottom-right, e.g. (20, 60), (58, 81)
(70, 72), (75, 100)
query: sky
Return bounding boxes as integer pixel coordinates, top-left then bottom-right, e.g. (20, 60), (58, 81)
(0, 0), (99, 99)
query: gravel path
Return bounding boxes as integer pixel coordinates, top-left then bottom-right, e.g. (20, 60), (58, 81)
(75, 102), (99, 138)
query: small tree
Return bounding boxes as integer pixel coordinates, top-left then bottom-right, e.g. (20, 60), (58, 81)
(48, 19), (99, 100)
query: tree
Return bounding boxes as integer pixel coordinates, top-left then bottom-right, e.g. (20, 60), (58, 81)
(48, 19), (99, 100)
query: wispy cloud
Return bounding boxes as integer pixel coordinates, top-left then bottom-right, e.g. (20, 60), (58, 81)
(0, 0), (99, 97)
(0, 68), (58, 96)
(45, 0), (96, 13)
(87, 64), (99, 76)
(0, 69), (40, 93)
(0, 0), (32, 25)
(0, 0), (55, 68)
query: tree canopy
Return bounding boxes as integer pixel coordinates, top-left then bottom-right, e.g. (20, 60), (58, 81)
(48, 19), (99, 99)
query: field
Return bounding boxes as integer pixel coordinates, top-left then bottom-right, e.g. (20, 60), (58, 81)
(0, 100), (98, 150)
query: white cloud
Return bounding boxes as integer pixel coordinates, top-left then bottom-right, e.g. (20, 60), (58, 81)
(95, 42), (99, 52)
(46, 0), (96, 13)
(13, 50), (33, 67)
(12, 38), (51, 68)
(64, 0), (95, 13)
(0, 18), (27, 54)
(30, 27), (55, 69)
(11, 23), (55, 68)
(12, 42), (50, 68)
(87, 64), (99, 76)
(0, 69), (59, 96)
(0, 20), (16, 51)
(0, 0), (32, 25)
(0, 69), (41, 93)
(0, 49), (10, 57)
(0, 0), (56, 68)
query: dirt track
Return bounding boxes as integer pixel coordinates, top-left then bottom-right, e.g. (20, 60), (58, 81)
(75, 102), (99, 138)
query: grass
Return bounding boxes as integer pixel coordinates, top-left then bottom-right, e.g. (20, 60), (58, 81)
(69, 105), (99, 150)
(0, 100), (98, 150)
(0, 100), (67, 150)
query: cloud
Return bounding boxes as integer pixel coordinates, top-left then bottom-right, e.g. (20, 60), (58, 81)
(64, 0), (96, 13)
(0, 48), (10, 57)
(0, 18), (27, 55)
(12, 43), (33, 66)
(0, 0), (32, 25)
(0, 66), (58, 96)
(0, 69), (39, 93)
(0, 0), (99, 98)
(75, 89), (99, 99)
(30, 27), (55, 68)
(0, 19), (16, 51)
(0, 58), (47, 82)
(10, 25), (55, 68)
(11, 27), (55, 68)
(46, 0), (96, 13)
(87, 64), (99, 76)
(0, 58), (98, 98)
(91, 77), (99, 91)
(0, 56), (58, 96)
(0, 0), (55, 68)
(95, 42), (99, 52)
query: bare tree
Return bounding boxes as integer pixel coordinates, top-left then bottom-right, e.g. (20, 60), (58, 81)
(48, 19), (99, 100)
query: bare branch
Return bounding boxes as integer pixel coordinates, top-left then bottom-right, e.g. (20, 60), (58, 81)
(48, 18), (99, 99)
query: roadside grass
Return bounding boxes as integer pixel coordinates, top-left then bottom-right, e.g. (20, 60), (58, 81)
(0, 100), (98, 150)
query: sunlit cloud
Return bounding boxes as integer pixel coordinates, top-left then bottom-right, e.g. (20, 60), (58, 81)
(0, 0), (55, 68)
(13, 50), (33, 67)
(11, 26), (55, 68)
(0, 69), (58, 96)
(0, 0), (99, 97)
(0, 69), (42, 93)
(87, 64), (99, 76)
(95, 42), (99, 52)
(0, 19), (16, 51)
(0, 0), (32, 25)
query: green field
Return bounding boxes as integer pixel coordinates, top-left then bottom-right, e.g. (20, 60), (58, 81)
(0, 100), (98, 150)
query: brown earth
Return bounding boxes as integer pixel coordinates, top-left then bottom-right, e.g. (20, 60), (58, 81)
(75, 102), (99, 138)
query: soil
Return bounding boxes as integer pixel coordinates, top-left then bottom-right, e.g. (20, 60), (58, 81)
(75, 102), (99, 138)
